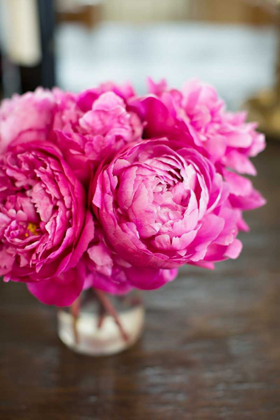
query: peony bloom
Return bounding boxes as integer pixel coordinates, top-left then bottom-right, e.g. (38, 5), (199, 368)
(27, 263), (86, 307)
(0, 88), (57, 154)
(0, 79), (266, 302)
(76, 81), (137, 107)
(84, 226), (178, 293)
(0, 82), (142, 187)
(53, 83), (142, 185)
(0, 141), (93, 306)
(147, 78), (266, 175)
(132, 78), (266, 221)
(91, 139), (243, 272)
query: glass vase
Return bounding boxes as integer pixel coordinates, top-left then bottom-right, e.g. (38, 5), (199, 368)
(57, 288), (144, 356)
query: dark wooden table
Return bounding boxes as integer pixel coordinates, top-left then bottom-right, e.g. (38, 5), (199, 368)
(0, 142), (280, 420)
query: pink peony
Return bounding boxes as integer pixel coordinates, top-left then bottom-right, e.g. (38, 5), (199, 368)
(147, 78), (266, 175)
(0, 141), (93, 306)
(76, 81), (137, 108)
(84, 226), (178, 293)
(0, 88), (57, 154)
(27, 263), (86, 307)
(91, 139), (243, 272)
(132, 78), (266, 220)
(53, 84), (142, 185)
(0, 79), (267, 302)
(0, 82), (142, 187)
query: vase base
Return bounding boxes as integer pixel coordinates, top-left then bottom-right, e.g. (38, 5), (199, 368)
(57, 304), (145, 356)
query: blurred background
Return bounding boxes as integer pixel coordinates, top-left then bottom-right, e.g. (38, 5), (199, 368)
(0, 0), (280, 137)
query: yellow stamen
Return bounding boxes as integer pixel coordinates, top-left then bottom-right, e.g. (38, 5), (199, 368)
(27, 223), (38, 236)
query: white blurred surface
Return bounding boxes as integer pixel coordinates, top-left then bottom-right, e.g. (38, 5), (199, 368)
(0, 0), (41, 66)
(56, 22), (277, 109)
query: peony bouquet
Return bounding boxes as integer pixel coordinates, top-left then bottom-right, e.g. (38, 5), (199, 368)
(0, 79), (266, 309)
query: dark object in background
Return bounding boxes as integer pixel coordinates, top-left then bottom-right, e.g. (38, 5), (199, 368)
(0, 50), (3, 99)
(36, 0), (56, 90)
(1, 0), (56, 95)
(243, 0), (280, 140)
(57, 4), (102, 29)
(56, 0), (103, 29)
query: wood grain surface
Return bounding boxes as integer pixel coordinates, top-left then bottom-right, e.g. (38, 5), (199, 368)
(0, 143), (280, 420)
